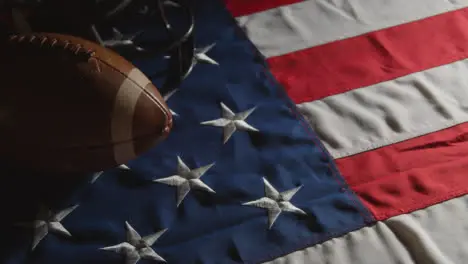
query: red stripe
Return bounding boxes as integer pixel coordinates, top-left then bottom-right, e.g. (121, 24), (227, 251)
(224, 0), (302, 17)
(336, 123), (468, 221)
(267, 8), (468, 104)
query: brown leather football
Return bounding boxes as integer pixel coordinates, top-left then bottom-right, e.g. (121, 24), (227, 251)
(0, 32), (173, 173)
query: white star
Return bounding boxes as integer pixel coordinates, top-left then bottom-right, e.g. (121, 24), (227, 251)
(100, 28), (144, 51)
(100, 221), (167, 264)
(184, 43), (219, 78)
(153, 156), (215, 207)
(17, 204), (78, 250)
(201, 102), (258, 144)
(119, 164), (131, 170)
(91, 171), (104, 183)
(163, 89), (179, 117)
(91, 164), (130, 183)
(194, 43), (219, 66)
(243, 178), (306, 229)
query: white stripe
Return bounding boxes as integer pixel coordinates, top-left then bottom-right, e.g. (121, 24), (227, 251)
(111, 69), (148, 164)
(297, 59), (468, 159)
(263, 194), (468, 264)
(236, 0), (468, 58)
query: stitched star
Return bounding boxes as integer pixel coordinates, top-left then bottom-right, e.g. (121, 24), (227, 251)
(201, 102), (258, 144)
(90, 171), (103, 184)
(99, 28), (144, 51)
(194, 43), (219, 65)
(16, 204), (78, 250)
(100, 221), (167, 264)
(153, 156), (215, 207)
(243, 178), (306, 229)
(183, 43), (219, 78)
(163, 89), (179, 117)
(91, 164), (130, 183)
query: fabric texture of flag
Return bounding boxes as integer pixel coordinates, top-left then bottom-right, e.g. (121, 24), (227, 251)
(2, 0), (468, 263)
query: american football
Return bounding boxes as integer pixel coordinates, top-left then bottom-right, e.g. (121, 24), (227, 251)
(0, 32), (173, 173)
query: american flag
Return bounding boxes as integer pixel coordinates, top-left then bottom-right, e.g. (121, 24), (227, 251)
(2, 0), (468, 263)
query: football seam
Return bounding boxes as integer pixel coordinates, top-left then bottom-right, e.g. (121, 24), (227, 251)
(8, 35), (169, 120)
(8, 34), (96, 59)
(7, 33), (172, 150)
(95, 56), (173, 132)
(8, 34), (169, 122)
